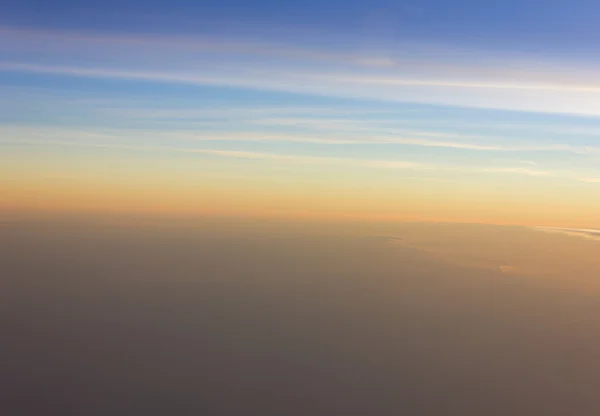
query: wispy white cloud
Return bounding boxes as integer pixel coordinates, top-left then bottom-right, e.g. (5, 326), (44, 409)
(478, 167), (553, 177)
(1, 124), (598, 155)
(534, 226), (600, 241)
(95, 107), (398, 120)
(0, 26), (402, 69)
(578, 177), (600, 183)
(324, 74), (600, 93)
(4, 27), (600, 115)
(192, 131), (596, 154)
(3, 137), (597, 182)
(3, 60), (600, 116)
(0, 62), (250, 88)
(0, 138), (425, 169)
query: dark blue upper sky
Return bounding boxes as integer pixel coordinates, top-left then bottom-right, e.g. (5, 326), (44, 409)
(2, 0), (599, 53)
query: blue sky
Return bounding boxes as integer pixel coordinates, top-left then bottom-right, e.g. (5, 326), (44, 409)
(2, 0), (600, 225)
(3, 0), (599, 51)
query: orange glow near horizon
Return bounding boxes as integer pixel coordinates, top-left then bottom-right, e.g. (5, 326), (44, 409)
(3, 172), (599, 229)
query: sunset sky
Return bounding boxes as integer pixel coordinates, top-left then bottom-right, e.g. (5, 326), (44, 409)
(2, 0), (600, 227)
(6, 3), (600, 414)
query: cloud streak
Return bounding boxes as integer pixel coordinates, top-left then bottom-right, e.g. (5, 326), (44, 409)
(534, 226), (600, 241)
(4, 27), (600, 115)
(1, 124), (598, 155)
(0, 138), (424, 169)
(3, 137), (597, 182)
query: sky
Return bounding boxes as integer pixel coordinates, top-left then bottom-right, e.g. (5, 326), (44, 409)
(2, 0), (600, 227)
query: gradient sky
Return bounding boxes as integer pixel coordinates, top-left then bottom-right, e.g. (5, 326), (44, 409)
(2, 1), (600, 227)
